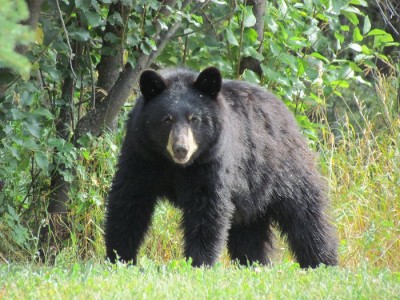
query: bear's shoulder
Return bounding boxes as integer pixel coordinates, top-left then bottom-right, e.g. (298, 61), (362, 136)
(220, 79), (292, 120)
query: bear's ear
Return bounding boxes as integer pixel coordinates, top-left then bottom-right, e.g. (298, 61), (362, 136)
(140, 69), (167, 100)
(194, 67), (222, 99)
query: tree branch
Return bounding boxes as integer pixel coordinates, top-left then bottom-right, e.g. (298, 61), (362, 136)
(55, 0), (77, 78)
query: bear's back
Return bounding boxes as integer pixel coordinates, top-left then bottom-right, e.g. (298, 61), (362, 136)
(220, 79), (304, 147)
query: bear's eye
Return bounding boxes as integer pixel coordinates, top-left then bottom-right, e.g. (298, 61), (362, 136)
(189, 115), (200, 124)
(163, 115), (173, 123)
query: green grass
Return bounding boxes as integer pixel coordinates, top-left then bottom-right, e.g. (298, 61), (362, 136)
(1, 260), (399, 299)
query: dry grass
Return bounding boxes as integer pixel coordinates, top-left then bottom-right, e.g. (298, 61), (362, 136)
(320, 75), (400, 270)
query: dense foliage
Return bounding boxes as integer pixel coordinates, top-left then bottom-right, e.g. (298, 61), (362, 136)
(0, 0), (399, 270)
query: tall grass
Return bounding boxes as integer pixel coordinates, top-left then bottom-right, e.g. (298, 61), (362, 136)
(320, 75), (400, 270)
(325, 122), (399, 269)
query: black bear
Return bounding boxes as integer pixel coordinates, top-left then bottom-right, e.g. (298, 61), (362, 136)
(104, 67), (338, 268)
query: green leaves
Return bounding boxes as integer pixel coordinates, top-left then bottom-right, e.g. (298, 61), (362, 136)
(242, 69), (260, 84)
(35, 152), (49, 171)
(311, 53), (329, 64)
(0, 0), (33, 78)
(363, 15), (371, 35)
(367, 29), (390, 36)
(140, 38), (157, 55)
(342, 11), (359, 25)
(340, 5), (363, 26)
(353, 28), (363, 42)
(75, 0), (92, 11)
(69, 28), (91, 42)
(243, 6), (256, 28)
(226, 28), (239, 46)
(349, 43), (362, 52)
(243, 46), (263, 61)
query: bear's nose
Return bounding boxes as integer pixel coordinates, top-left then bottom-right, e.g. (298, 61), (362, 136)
(173, 144), (188, 159)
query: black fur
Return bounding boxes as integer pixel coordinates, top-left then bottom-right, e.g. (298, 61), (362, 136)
(104, 67), (338, 268)
(140, 69), (167, 100)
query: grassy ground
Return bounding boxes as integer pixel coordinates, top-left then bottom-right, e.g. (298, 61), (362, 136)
(1, 260), (399, 299)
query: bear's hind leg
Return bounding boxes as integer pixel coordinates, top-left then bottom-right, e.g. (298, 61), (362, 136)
(274, 198), (338, 268)
(227, 217), (274, 266)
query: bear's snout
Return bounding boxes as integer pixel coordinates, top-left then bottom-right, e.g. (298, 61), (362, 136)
(166, 125), (198, 165)
(173, 143), (189, 159)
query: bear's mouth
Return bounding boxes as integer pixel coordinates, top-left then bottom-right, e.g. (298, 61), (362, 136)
(172, 156), (191, 165)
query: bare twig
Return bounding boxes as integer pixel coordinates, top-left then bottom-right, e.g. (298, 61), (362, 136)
(182, 31), (189, 64)
(173, 2), (234, 38)
(201, 9), (219, 40)
(55, 0), (77, 78)
(18, 154), (42, 214)
(237, 0), (246, 77)
(375, 0), (400, 36)
(87, 47), (96, 108)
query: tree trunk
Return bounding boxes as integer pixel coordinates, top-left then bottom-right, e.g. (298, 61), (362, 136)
(40, 39), (80, 259)
(239, 0), (266, 76)
(96, 3), (130, 95)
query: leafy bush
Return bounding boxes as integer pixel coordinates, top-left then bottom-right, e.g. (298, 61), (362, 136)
(0, 0), (33, 77)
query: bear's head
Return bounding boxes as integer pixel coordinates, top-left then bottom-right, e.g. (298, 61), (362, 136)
(138, 67), (223, 166)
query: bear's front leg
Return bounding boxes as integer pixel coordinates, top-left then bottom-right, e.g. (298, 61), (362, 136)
(181, 188), (232, 267)
(105, 191), (156, 264)
(104, 158), (158, 264)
